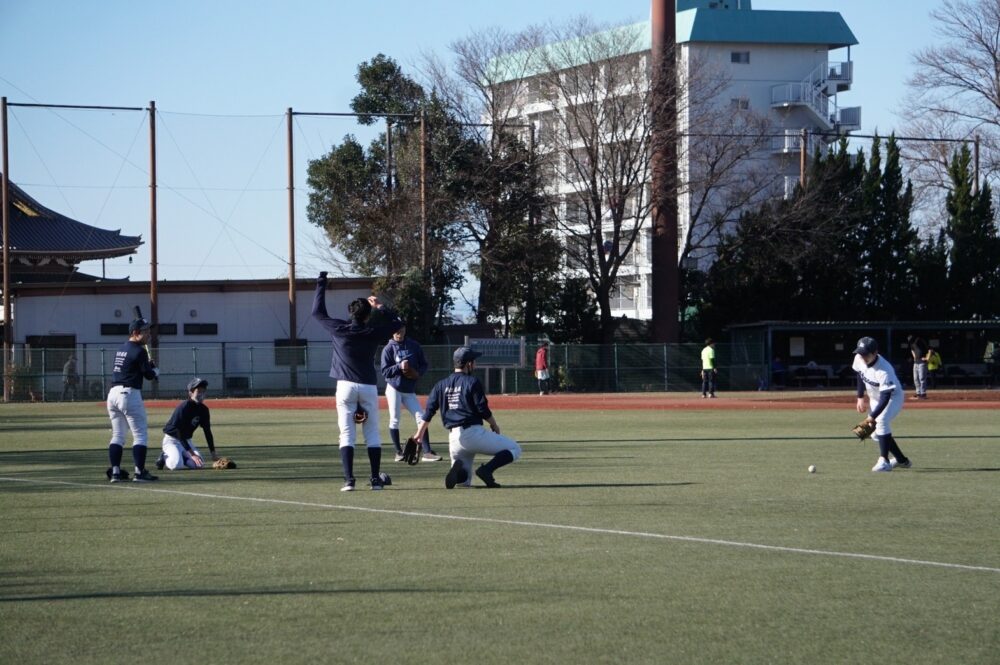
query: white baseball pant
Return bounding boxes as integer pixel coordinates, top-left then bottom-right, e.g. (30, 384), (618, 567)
(385, 384), (426, 430)
(873, 392), (904, 436)
(335, 381), (380, 448)
(106, 386), (148, 448)
(448, 425), (521, 487)
(161, 434), (203, 470)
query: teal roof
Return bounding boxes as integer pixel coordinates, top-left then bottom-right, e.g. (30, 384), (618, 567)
(677, 8), (857, 48)
(489, 6), (857, 83)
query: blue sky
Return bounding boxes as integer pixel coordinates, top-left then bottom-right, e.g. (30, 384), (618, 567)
(0, 0), (939, 289)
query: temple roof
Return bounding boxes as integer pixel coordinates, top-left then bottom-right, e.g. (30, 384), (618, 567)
(2, 175), (143, 261)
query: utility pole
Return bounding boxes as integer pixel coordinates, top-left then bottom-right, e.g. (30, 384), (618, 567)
(650, 0), (680, 343)
(1, 97), (11, 402)
(286, 108), (298, 392)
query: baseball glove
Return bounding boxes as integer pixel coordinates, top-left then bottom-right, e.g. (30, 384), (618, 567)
(212, 457), (237, 469)
(401, 437), (421, 465)
(852, 419), (876, 440)
(402, 364), (420, 380)
(354, 408), (368, 424)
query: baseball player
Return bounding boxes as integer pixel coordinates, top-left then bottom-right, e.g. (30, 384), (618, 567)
(380, 326), (442, 462)
(105, 318), (160, 483)
(412, 346), (521, 489)
(701, 338), (717, 398)
(312, 272), (403, 491)
(155, 377), (217, 471)
(852, 336), (912, 472)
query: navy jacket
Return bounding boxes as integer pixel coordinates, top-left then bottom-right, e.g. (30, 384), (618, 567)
(163, 400), (214, 452)
(381, 338), (429, 393)
(423, 372), (493, 430)
(111, 341), (157, 389)
(312, 282), (402, 385)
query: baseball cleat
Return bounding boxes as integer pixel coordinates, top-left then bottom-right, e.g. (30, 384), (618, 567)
(106, 468), (129, 483)
(889, 457), (912, 469)
(445, 460), (466, 489)
(341, 478), (356, 492)
(154, 454), (166, 471)
(421, 451), (443, 462)
(394, 453), (405, 463)
(378, 472), (392, 486)
(132, 469), (159, 482)
(475, 466), (501, 488)
(871, 458), (892, 473)
(369, 476), (384, 490)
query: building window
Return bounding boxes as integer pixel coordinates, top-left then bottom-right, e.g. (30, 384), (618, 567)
(25, 335), (75, 372)
(184, 323), (218, 335)
(274, 338), (307, 366)
(731, 51), (750, 64)
(565, 234), (590, 270)
(611, 278), (640, 310)
(157, 323), (178, 335)
(100, 323), (130, 336)
(730, 97), (750, 111)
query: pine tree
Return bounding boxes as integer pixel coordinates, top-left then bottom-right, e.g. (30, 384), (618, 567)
(945, 145), (1000, 318)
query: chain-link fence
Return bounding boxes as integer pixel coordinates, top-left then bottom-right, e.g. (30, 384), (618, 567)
(2, 341), (769, 401)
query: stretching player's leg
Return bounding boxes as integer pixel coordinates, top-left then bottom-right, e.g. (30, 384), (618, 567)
(469, 428), (521, 487)
(447, 431), (474, 488)
(386, 385), (404, 456)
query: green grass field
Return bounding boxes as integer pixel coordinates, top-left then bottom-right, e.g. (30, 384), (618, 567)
(1, 400), (998, 664)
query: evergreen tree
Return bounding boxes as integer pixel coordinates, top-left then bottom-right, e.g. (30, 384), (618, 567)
(945, 145), (1000, 318)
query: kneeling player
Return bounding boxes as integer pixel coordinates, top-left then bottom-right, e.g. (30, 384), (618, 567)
(852, 337), (911, 472)
(156, 378), (219, 471)
(413, 346), (521, 489)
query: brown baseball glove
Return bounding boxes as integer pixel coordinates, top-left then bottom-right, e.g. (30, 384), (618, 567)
(402, 364), (420, 380)
(401, 437), (421, 465)
(212, 457), (237, 469)
(354, 408), (368, 424)
(852, 419), (876, 440)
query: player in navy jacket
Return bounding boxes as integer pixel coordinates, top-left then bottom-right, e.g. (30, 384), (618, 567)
(156, 377), (218, 470)
(105, 318), (160, 483)
(380, 326), (442, 462)
(313, 272), (403, 491)
(413, 346), (521, 489)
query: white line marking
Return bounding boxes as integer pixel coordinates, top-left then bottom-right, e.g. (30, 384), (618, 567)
(3, 476), (998, 574)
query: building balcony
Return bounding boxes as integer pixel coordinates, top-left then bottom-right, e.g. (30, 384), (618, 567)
(837, 107), (862, 132)
(825, 61), (853, 93)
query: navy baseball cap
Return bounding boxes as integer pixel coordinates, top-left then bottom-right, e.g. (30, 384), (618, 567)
(853, 337), (878, 356)
(187, 377), (208, 392)
(128, 318), (152, 333)
(453, 346), (483, 366)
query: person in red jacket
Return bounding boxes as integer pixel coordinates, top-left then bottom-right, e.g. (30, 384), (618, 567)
(535, 341), (550, 395)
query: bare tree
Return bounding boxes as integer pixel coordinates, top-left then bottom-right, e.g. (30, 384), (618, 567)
(525, 17), (778, 342)
(422, 26), (564, 333)
(901, 0), (1000, 221)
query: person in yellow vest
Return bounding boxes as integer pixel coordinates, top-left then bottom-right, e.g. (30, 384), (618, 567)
(926, 347), (942, 390)
(701, 338), (717, 399)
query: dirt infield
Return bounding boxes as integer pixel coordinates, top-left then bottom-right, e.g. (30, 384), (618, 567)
(145, 389), (1000, 411)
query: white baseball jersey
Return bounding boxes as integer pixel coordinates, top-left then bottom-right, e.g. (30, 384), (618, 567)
(852, 353), (900, 400)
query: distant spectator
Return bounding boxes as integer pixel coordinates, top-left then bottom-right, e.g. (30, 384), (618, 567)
(535, 341), (550, 395)
(771, 356), (787, 389)
(701, 338), (717, 398)
(908, 335), (929, 399)
(926, 347), (942, 389)
(988, 342), (1000, 389)
(61, 355), (79, 401)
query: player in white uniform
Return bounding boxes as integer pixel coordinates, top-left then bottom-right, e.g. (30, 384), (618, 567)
(851, 337), (912, 472)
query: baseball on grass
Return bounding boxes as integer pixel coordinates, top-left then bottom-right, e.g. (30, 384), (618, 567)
(808, 465), (817, 474)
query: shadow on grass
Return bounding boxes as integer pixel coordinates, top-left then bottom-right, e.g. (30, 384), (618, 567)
(0, 586), (441, 603)
(914, 467), (1000, 473)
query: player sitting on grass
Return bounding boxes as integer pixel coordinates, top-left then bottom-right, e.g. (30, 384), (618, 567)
(155, 377), (218, 471)
(852, 337), (912, 473)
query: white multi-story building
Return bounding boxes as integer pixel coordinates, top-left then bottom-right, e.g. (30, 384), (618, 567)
(499, 0), (859, 320)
